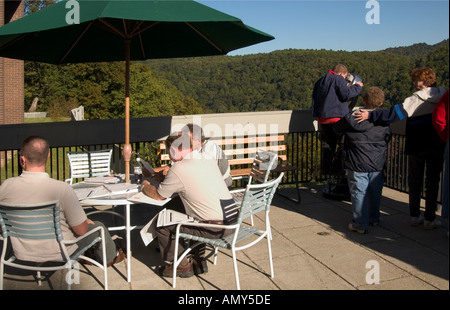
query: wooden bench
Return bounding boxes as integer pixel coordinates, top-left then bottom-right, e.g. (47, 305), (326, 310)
(212, 135), (301, 203)
(159, 134), (301, 203)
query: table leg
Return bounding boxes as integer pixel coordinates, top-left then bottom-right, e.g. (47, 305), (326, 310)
(126, 202), (131, 282)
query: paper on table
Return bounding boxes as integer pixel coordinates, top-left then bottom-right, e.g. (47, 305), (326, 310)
(84, 176), (120, 184)
(73, 185), (109, 200)
(127, 191), (171, 206)
(103, 183), (139, 194)
(74, 183), (138, 200)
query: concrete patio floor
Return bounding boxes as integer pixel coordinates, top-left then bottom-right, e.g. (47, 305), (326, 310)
(2, 184), (448, 295)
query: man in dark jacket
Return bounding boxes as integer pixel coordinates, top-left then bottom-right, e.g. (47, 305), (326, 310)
(312, 64), (363, 198)
(335, 87), (391, 234)
(312, 64), (363, 199)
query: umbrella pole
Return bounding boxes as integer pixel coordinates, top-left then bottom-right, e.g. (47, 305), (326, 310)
(123, 38), (132, 183)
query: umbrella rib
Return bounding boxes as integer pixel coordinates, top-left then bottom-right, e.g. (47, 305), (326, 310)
(130, 21), (160, 60)
(129, 21), (159, 60)
(98, 19), (126, 38)
(138, 32), (146, 59)
(60, 22), (92, 63)
(129, 21), (144, 37)
(185, 22), (224, 53)
(131, 21), (160, 36)
(0, 33), (29, 52)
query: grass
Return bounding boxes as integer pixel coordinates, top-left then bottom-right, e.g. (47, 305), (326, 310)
(24, 117), (71, 123)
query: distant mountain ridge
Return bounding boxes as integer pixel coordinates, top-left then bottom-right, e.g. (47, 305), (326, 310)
(383, 39), (449, 56)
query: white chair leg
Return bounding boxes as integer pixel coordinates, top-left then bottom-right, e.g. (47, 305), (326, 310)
(37, 271), (42, 286)
(267, 217), (272, 240)
(101, 236), (108, 290)
(232, 250), (240, 290)
(213, 247), (219, 265)
(173, 237), (179, 288)
(267, 233), (274, 278)
(0, 264), (4, 290)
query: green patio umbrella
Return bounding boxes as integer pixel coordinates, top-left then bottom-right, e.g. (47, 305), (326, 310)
(0, 0), (274, 182)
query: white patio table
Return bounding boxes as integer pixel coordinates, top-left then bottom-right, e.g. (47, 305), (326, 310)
(72, 180), (169, 283)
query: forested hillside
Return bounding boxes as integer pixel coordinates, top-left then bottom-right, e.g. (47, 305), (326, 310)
(144, 41), (449, 113)
(24, 40), (449, 119)
(384, 39), (448, 56)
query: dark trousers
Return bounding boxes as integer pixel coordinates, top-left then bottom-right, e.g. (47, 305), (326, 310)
(155, 222), (232, 264)
(408, 151), (444, 221)
(77, 221), (117, 263)
(154, 196), (233, 264)
(320, 123), (344, 177)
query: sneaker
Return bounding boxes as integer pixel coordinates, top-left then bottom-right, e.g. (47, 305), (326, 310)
(411, 214), (424, 226)
(348, 222), (368, 234)
(424, 219), (441, 230)
(159, 258), (194, 278)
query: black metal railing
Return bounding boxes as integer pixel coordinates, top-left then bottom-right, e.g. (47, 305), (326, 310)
(1, 130), (410, 192)
(0, 111), (438, 200)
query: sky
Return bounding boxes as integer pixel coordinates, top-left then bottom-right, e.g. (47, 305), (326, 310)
(198, 0), (450, 55)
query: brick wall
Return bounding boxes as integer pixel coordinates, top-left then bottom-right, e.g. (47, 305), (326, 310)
(0, 0), (24, 125)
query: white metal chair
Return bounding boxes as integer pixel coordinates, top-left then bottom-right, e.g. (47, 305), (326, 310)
(0, 201), (108, 290)
(65, 149), (113, 185)
(230, 149), (278, 201)
(230, 149), (278, 229)
(172, 173), (283, 290)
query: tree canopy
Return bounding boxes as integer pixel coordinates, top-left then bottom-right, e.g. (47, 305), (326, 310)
(25, 40), (449, 119)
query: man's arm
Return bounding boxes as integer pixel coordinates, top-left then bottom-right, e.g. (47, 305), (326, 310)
(334, 112), (373, 134)
(141, 180), (167, 200)
(354, 105), (406, 125)
(71, 218), (94, 236)
(336, 78), (363, 102)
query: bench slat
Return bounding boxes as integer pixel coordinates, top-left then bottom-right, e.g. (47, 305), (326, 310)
(211, 135), (285, 146)
(223, 145), (285, 157)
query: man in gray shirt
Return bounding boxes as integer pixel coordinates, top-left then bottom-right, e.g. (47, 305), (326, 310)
(0, 136), (124, 266)
(141, 128), (235, 278)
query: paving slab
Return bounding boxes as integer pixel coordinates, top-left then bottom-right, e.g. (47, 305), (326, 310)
(1, 185), (448, 294)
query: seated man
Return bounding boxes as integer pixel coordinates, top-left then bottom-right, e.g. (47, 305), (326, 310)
(0, 136), (124, 266)
(143, 123), (232, 188)
(186, 123), (232, 188)
(141, 129), (235, 278)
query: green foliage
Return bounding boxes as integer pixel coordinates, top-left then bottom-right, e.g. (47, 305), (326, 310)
(24, 0), (56, 15)
(24, 61), (201, 119)
(145, 41), (449, 112)
(24, 41), (449, 118)
(384, 39), (448, 57)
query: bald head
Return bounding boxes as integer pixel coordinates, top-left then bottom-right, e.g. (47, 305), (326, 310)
(20, 136), (49, 169)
